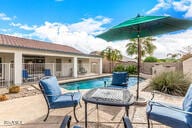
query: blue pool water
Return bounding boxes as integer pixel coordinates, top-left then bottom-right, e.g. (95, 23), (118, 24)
(60, 76), (144, 90)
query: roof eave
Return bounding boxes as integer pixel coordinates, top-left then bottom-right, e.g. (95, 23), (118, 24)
(0, 44), (102, 58)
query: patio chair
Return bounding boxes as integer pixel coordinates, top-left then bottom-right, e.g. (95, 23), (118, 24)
(39, 76), (81, 122)
(78, 67), (87, 74)
(123, 116), (133, 128)
(44, 69), (52, 76)
(146, 85), (192, 128)
(22, 69), (37, 82)
(60, 115), (81, 128)
(111, 72), (128, 86)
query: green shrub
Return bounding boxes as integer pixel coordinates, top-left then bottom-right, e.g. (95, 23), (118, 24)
(165, 58), (179, 62)
(144, 56), (158, 62)
(149, 71), (191, 96)
(158, 59), (166, 62)
(113, 64), (125, 72)
(158, 58), (179, 62)
(113, 64), (137, 75)
(125, 65), (137, 74)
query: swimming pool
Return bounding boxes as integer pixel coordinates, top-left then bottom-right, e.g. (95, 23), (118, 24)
(60, 76), (144, 90)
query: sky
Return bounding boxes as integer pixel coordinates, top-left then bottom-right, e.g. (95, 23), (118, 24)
(1, 0), (192, 58)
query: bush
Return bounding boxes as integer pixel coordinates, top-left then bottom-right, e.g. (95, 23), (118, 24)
(125, 65), (137, 74)
(113, 64), (137, 75)
(113, 64), (125, 72)
(144, 56), (158, 62)
(149, 71), (191, 96)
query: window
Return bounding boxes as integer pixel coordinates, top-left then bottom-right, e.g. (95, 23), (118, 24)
(23, 55), (45, 63)
(23, 56), (45, 74)
(56, 59), (62, 71)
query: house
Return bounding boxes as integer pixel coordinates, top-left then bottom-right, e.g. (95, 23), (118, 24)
(0, 34), (102, 86)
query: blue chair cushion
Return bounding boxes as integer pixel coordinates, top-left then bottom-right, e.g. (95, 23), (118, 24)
(22, 69), (29, 78)
(51, 92), (81, 109)
(40, 76), (62, 103)
(44, 69), (52, 76)
(146, 101), (189, 128)
(111, 72), (128, 86)
(73, 126), (81, 128)
(182, 85), (192, 127)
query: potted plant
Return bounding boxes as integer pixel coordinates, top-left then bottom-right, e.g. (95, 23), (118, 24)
(0, 94), (8, 101)
(9, 85), (20, 93)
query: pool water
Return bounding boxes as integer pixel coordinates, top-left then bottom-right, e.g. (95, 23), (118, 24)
(60, 76), (144, 90)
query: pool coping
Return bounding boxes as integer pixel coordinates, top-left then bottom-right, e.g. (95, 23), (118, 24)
(58, 74), (112, 84)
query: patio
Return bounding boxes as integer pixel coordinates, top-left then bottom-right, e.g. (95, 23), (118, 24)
(0, 76), (184, 128)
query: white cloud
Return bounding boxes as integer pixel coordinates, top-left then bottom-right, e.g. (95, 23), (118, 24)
(0, 12), (12, 21)
(184, 3), (192, 17)
(146, 0), (171, 14)
(10, 22), (37, 30)
(147, 0), (192, 18)
(0, 28), (11, 32)
(153, 29), (192, 58)
(68, 17), (111, 35)
(8, 16), (192, 59)
(15, 16), (115, 54)
(172, 0), (190, 11)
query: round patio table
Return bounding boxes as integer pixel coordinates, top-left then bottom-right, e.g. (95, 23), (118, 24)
(82, 87), (135, 128)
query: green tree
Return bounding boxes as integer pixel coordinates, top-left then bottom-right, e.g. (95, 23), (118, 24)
(144, 56), (158, 62)
(101, 47), (123, 72)
(167, 53), (181, 59)
(178, 45), (192, 61)
(126, 37), (156, 57)
(126, 37), (156, 72)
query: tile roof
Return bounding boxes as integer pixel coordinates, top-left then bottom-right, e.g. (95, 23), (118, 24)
(0, 34), (83, 55)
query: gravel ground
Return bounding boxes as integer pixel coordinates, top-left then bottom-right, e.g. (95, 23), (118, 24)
(0, 85), (41, 100)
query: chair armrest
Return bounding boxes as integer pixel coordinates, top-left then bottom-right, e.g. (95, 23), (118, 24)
(150, 90), (182, 100)
(64, 92), (75, 100)
(45, 94), (62, 97)
(60, 115), (71, 128)
(46, 93), (75, 100)
(148, 100), (192, 115)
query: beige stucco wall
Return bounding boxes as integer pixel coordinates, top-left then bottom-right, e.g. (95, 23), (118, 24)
(90, 59), (100, 74)
(183, 57), (192, 76)
(0, 46), (101, 59)
(142, 62), (183, 75)
(0, 53), (14, 63)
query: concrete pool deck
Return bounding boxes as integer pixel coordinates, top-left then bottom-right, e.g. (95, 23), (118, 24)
(0, 74), (184, 128)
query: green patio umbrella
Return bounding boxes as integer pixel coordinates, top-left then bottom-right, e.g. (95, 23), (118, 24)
(96, 15), (192, 100)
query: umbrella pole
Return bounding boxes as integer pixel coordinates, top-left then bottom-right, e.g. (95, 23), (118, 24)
(136, 35), (140, 100)
(136, 17), (141, 100)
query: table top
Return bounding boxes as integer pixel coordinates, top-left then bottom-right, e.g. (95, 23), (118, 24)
(82, 87), (135, 107)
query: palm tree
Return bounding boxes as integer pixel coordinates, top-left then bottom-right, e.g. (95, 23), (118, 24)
(101, 47), (122, 72)
(126, 37), (156, 72)
(126, 37), (156, 57)
(167, 53), (181, 59)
